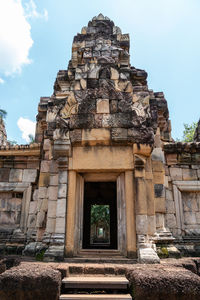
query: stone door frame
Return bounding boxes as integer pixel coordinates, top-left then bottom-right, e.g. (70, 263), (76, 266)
(172, 180), (200, 234)
(0, 182), (32, 233)
(73, 172), (127, 256)
(65, 145), (136, 258)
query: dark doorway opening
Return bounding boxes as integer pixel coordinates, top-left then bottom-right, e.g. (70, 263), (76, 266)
(83, 182), (117, 249)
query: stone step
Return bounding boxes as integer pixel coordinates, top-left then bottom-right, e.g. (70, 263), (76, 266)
(64, 257), (137, 264)
(62, 276), (129, 290)
(60, 294), (132, 300)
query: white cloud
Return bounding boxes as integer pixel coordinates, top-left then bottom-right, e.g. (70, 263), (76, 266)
(0, 0), (33, 76)
(0, 78), (4, 84)
(24, 0), (48, 21)
(17, 117), (36, 142)
(0, 0), (48, 79)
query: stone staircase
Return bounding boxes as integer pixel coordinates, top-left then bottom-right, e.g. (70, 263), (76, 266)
(59, 275), (132, 300)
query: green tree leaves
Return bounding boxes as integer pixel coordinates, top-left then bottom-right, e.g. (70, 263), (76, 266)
(182, 122), (197, 142)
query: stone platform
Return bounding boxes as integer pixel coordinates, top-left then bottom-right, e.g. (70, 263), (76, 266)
(1, 256), (200, 299)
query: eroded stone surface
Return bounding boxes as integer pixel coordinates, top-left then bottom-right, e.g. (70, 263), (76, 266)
(0, 263), (61, 300)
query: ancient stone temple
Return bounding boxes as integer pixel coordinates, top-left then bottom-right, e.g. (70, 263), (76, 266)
(0, 14), (200, 263)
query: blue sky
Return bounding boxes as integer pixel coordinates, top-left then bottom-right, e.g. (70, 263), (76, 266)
(0, 0), (200, 144)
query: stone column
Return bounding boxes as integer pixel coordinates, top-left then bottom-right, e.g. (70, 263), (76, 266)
(134, 152), (160, 263)
(152, 147), (175, 244)
(44, 138), (71, 261)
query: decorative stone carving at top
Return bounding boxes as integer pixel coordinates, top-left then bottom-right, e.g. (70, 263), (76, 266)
(36, 14), (172, 145)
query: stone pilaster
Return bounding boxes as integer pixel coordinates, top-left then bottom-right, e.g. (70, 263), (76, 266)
(44, 138), (70, 261)
(152, 147), (175, 244)
(134, 148), (160, 263)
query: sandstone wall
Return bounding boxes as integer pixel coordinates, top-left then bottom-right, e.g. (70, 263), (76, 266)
(0, 144), (40, 255)
(164, 142), (200, 255)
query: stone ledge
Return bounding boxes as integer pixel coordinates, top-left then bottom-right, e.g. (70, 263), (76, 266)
(164, 142), (200, 153)
(0, 143), (41, 156)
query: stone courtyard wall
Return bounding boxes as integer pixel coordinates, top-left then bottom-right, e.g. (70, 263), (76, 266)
(164, 142), (200, 256)
(0, 144), (40, 255)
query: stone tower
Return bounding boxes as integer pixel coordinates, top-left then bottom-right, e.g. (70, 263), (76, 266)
(1, 14), (200, 263)
(34, 14), (171, 262)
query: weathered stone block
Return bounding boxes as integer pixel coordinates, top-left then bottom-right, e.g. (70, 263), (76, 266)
(27, 158), (40, 169)
(70, 129), (82, 143)
(48, 186), (58, 201)
(196, 212), (200, 224)
(110, 100), (118, 113)
(126, 264), (200, 300)
(148, 215), (156, 235)
(153, 171), (165, 184)
(182, 168), (198, 181)
(82, 128), (110, 145)
(9, 169), (23, 182)
(178, 152), (192, 164)
(43, 139), (51, 151)
(0, 169), (10, 182)
(48, 201), (57, 218)
(38, 187), (48, 199)
(166, 153), (178, 165)
(151, 148), (165, 162)
(110, 67), (119, 80)
(155, 197), (166, 213)
(136, 215), (148, 235)
(22, 169), (37, 183)
(39, 173), (50, 187)
(33, 189), (38, 201)
(135, 178), (147, 214)
(27, 214), (36, 228)
(57, 184), (67, 198)
(40, 198), (48, 212)
(41, 161), (50, 173)
(36, 211), (46, 228)
(138, 247), (160, 264)
(152, 160), (164, 172)
(166, 213), (177, 228)
(56, 198), (66, 218)
(55, 217), (65, 234)
(80, 78), (87, 89)
(183, 196), (198, 212)
(169, 167), (182, 181)
(58, 171), (68, 184)
(111, 128), (128, 141)
(29, 201), (38, 214)
(184, 212), (196, 225)
(154, 184), (165, 198)
(46, 217), (56, 233)
(96, 99), (110, 114)
(166, 199), (175, 214)
(0, 263), (61, 300)
(49, 161), (58, 173)
(156, 213), (165, 228)
(50, 174), (58, 186)
(164, 175), (169, 188)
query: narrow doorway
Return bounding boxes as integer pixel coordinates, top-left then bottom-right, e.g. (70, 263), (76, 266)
(82, 182), (117, 249)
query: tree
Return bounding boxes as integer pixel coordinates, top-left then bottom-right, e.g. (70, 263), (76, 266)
(182, 122), (197, 142)
(91, 205), (110, 227)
